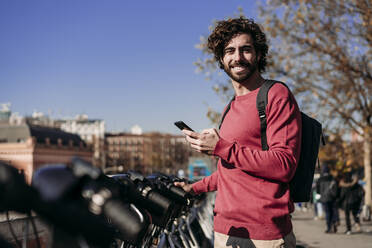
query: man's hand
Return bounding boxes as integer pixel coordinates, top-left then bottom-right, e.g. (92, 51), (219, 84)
(174, 181), (194, 194)
(182, 128), (220, 155)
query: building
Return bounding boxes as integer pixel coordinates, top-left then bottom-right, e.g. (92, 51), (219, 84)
(105, 132), (149, 173)
(59, 114), (105, 168)
(0, 123), (92, 183)
(0, 103), (11, 122)
(105, 131), (193, 175)
(24, 113), (105, 169)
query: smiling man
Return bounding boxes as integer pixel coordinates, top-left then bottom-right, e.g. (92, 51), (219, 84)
(175, 18), (302, 248)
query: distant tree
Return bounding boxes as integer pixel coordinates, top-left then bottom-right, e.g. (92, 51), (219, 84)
(195, 1), (372, 213)
(319, 130), (364, 174)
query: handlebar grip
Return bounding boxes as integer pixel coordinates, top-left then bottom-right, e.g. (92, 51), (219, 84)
(146, 190), (173, 216)
(169, 185), (188, 199)
(103, 199), (149, 245)
(168, 185), (191, 206)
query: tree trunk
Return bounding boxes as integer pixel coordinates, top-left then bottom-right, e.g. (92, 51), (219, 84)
(364, 126), (371, 218)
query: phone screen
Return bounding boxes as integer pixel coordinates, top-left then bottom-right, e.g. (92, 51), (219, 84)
(174, 121), (194, 132)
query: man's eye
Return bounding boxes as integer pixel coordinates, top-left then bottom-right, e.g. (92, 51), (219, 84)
(225, 49), (234, 54)
(242, 47), (253, 52)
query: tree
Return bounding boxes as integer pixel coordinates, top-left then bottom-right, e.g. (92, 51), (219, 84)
(195, 1), (372, 213)
(259, 0), (371, 216)
(319, 131), (364, 175)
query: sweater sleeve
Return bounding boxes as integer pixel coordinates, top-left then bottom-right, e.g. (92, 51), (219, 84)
(213, 94), (301, 183)
(192, 171), (218, 194)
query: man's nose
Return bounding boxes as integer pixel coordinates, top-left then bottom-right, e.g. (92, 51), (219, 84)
(233, 50), (244, 62)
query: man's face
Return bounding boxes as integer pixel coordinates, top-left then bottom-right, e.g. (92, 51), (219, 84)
(221, 33), (259, 83)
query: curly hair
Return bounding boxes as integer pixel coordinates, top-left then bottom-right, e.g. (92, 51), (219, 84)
(207, 17), (268, 72)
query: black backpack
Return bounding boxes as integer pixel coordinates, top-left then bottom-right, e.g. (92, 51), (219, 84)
(219, 79), (324, 202)
(320, 178), (339, 203)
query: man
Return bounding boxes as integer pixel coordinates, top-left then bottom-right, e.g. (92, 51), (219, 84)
(175, 17), (301, 247)
(316, 164), (339, 234)
(338, 171), (363, 235)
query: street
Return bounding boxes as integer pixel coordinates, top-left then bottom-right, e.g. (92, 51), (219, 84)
(292, 208), (372, 248)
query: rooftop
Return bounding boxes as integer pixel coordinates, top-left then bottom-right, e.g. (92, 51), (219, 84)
(0, 123), (86, 147)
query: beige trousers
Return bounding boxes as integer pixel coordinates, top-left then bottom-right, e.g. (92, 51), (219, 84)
(214, 231), (296, 248)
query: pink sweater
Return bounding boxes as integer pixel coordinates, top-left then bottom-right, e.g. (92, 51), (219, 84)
(192, 83), (302, 240)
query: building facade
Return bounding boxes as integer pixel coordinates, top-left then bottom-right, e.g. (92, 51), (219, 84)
(105, 132), (193, 175)
(59, 114), (105, 168)
(24, 113), (105, 169)
(0, 123), (92, 183)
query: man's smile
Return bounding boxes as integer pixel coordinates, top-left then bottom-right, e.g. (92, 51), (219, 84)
(231, 66), (248, 73)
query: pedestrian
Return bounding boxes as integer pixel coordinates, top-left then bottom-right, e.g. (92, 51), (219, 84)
(311, 180), (323, 220)
(316, 164), (339, 233)
(338, 171), (364, 235)
(175, 17), (301, 248)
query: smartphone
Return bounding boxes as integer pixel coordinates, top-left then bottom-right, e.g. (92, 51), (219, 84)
(174, 121), (194, 132)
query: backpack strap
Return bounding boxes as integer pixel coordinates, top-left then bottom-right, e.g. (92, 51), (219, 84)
(218, 96), (235, 130)
(256, 80), (277, 151)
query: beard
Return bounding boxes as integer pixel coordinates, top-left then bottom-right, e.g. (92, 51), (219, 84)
(223, 59), (259, 83)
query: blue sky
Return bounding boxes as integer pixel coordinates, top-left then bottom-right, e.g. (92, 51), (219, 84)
(0, 0), (258, 134)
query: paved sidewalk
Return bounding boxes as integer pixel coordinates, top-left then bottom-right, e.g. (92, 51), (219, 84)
(292, 208), (372, 248)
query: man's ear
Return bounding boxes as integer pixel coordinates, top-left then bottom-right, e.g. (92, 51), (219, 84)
(219, 57), (225, 69)
(256, 51), (261, 62)
(220, 49), (226, 65)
